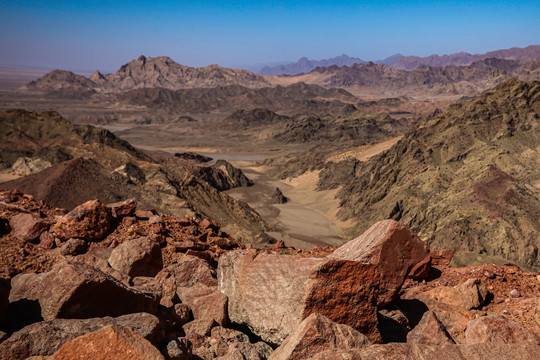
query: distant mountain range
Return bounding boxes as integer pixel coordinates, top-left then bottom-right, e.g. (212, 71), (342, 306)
(21, 55), (270, 93)
(258, 45), (540, 75)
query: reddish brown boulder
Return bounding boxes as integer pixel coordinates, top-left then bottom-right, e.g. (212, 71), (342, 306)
(270, 313), (370, 360)
(9, 261), (157, 320)
(219, 250), (380, 345)
(60, 238), (87, 256)
(52, 324), (164, 360)
(178, 284), (228, 326)
(308, 343), (540, 360)
(108, 237), (163, 277)
(408, 254), (431, 280)
(0, 313), (163, 360)
(415, 278), (488, 311)
(52, 200), (112, 242)
(135, 209), (155, 220)
(328, 220), (428, 305)
(429, 249), (456, 266)
(107, 199), (137, 217)
(169, 254), (217, 288)
(39, 231), (55, 250)
(406, 310), (455, 346)
(9, 213), (49, 243)
(465, 315), (540, 345)
(183, 318), (219, 337)
(200, 218), (219, 231)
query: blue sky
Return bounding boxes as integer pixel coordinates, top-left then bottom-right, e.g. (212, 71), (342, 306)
(0, 1), (539, 72)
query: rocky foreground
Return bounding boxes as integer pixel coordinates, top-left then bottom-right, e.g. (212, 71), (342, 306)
(0, 189), (539, 359)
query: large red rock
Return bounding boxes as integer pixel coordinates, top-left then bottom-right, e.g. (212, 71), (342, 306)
(9, 261), (157, 320)
(107, 199), (137, 218)
(0, 313), (163, 360)
(406, 310), (455, 346)
(308, 343), (540, 360)
(108, 237), (163, 277)
(414, 278), (488, 311)
(52, 200), (112, 241)
(178, 284), (228, 326)
(219, 250), (380, 345)
(328, 220), (428, 305)
(52, 324), (164, 360)
(269, 313), (371, 360)
(9, 213), (50, 243)
(465, 315), (540, 345)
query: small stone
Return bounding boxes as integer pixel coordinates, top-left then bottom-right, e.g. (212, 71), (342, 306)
(135, 209), (155, 220)
(200, 219), (219, 232)
(122, 216), (136, 227)
(148, 215), (162, 224)
(164, 337), (192, 360)
(502, 310), (510, 315)
(484, 271), (495, 279)
(174, 303), (192, 325)
(107, 199), (137, 218)
(60, 239), (87, 256)
(39, 231), (56, 250)
(9, 213), (50, 243)
(510, 288), (521, 298)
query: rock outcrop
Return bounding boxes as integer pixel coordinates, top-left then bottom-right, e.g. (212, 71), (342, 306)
(219, 250), (380, 345)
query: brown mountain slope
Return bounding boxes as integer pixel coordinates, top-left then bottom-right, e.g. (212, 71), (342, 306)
(114, 82), (358, 116)
(318, 79), (540, 269)
(0, 110), (271, 243)
(392, 44), (540, 70)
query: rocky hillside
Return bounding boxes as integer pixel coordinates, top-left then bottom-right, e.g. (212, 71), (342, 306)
(392, 44), (540, 70)
(272, 58), (540, 97)
(115, 82), (358, 116)
(0, 110), (271, 243)
(318, 79), (540, 269)
(0, 200), (538, 359)
(20, 55), (270, 93)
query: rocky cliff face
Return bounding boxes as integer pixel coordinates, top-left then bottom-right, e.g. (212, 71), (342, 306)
(318, 79), (540, 269)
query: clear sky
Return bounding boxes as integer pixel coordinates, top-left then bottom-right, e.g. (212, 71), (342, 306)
(1, 1), (539, 72)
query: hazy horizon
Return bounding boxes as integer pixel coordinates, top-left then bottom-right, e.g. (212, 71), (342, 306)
(1, 1), (539, 73)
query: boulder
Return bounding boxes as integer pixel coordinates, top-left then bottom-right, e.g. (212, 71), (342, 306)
(9, 213), (49, 243)
(406, 310), (455, 345)
(38, 231), (55, 250)
(9, 261), (157, 320)
(0, 313), (163, 360)
(52, 200), (112, 241)
(408, 254), (431, 280)
(60, 238), (87, 256)
(74, 247), (130, 284)
(270, 313), (370, 360)
(183, 318), (218, 337)
(52, 324), (164, 360)
(170, 254), (217, 288)
(219, 250), (380, 345)
(328, 220), (428, 305)
(178, 284), (228, 326)
(415, 278), (488, 311)
(221, 342), (273, 360)
(308, 343), (540, 360)
(107, 199), (137, 218)
(465, 315), (540, 345)
(108, 237), (163, 277)
(428, 249), (456, 266)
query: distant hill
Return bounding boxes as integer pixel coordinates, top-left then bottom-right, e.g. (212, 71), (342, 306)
(259, 54), (366, 76)
(391, 45), (540, 70)
(20, 55), (270, 93)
